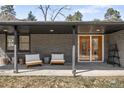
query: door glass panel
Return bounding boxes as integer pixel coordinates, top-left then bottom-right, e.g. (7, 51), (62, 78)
(79, 36), (90, 61)
(92, 36), (102, 61)
(78, 35), (103, 62)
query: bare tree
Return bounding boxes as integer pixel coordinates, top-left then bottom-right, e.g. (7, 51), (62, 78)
(39, 5), (50, 21)
(38, 5), (70, 21)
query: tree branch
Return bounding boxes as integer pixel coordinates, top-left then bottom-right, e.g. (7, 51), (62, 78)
(52, 6), (67, 21)
(39, 5), (50, 21)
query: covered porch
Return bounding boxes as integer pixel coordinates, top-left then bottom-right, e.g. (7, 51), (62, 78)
(0, 21), (77, 75)
(0, 21), (124, 76)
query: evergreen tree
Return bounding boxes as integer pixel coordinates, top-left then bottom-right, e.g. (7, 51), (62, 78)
(27, 11), (37, 21)
(1, 5), (16, 16)
(104, 8), (122, 21)
(93, 18), (101, 22)
(0, 5), (16, 21)
(66, 11), (83, 21)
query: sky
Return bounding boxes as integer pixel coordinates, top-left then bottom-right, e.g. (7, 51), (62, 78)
(12, 5), (124, 21)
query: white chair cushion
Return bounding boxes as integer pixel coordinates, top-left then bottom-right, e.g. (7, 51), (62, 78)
(25, 54), (40, 62)
(51, 60), (65, 62)
(0, 57), (6, 66)
(51, 54), (64, 60)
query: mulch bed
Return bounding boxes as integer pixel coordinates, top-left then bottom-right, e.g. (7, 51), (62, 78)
(0, 76), (124, 88)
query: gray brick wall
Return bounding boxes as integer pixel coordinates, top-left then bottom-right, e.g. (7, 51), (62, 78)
(0, 33), (109, 64)
(104, 34), (109, 62)
(0, 34), (6, 51)
(0, 34), (74, 63)
(109, 30), (124, 67)
(31, 34), (73, 63)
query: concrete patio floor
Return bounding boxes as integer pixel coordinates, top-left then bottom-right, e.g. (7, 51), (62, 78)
(0, 63), (124, 76)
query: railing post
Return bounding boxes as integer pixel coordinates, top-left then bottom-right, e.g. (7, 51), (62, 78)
(13, 25), (18, 73)
(72, 25), (76, 77)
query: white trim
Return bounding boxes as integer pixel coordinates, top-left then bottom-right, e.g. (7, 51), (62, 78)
(90, 35), (92, 62)
(102, 35), (104, 62)
(77, 34), (104, 63)
(77, 35), (80, 62)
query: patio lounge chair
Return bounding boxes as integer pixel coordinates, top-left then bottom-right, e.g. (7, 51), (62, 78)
(25, 54), (43, 67)
(0, 57), (6, 66)
(0, 56), (11, 66)
(50, 54), (65, 65)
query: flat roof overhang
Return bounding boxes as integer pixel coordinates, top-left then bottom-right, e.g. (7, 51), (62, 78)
(0, 21), (124, 34)
(1, 21), (124, 25)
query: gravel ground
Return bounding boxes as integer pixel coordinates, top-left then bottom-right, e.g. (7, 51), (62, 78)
(0, 76), (124, 88)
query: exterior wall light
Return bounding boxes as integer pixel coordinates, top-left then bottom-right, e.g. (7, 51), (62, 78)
(50, 29), (54, 32)
(3, 29), (8, 32)
(96, 29), (100, 32)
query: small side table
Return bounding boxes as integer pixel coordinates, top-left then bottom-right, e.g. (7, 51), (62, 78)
(19, 58), (25, 65)
(44, 57), (50, 64)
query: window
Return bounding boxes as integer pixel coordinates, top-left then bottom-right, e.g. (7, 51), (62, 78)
(6, 35), (30, 51)
(19, 36), (29, 51)
(7, 35), (14, 51)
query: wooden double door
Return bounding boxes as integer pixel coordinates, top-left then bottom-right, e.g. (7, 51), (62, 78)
(78, 35), (103, 62)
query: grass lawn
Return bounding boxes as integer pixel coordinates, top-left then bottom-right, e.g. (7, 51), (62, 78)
(0, 76), (124, 88)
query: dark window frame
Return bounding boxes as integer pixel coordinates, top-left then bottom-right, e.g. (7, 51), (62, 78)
(18, 34), (30, 52)
(6, 34), (15, 52)
(6, 33), (30, 52)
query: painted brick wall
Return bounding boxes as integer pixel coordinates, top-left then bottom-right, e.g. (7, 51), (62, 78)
(104, 34), (109, 62)
(0, 34), (74, 63)
(31, 34), (73, 63)
(109, 30), (124, 67)
(0, 34), (6, 52)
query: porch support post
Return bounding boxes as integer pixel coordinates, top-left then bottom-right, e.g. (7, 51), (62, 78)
(72, 25), (76, 77)
(13, 25), (18, 73)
